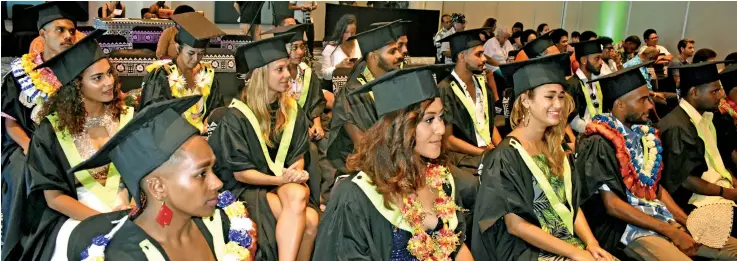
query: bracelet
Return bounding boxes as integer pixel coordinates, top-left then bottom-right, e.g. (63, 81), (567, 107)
(720, 186), (724, 197)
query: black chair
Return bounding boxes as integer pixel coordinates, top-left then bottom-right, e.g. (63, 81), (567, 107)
(108, 49), (157, 92)
(98, 6), (103, 18)
(98, 34), (127, 44)
(140, 8), (149, 19)
(10, 4), (39, 56)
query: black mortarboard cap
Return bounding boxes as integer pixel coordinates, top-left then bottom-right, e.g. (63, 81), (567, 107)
(571, 39), (603, 60)
(262, 24), (308, 43)
(67, 97), (201, 207)
(171, 12), (225, 48)
(438, 28), (489, 60)
(235, 33), (293, 72)
(34, 29), (107, 86)
(521, 33), (554, 59)
(27, 2), (87, 30)
(500, 52), (571, 97)
(720, 64), (737, 93)
(348, 22), (399, 56)
(671, 61), (726, 90)
(369, 20), (411, 37)
(350, 64), (453, 116)
(591, 61), (653, 107)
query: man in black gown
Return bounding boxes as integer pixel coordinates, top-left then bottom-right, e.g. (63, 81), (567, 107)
(0, 2), (85, 259)
(658, 61), (737, 248)
(715, 64), (737, 175)
(574, 63), (730, 260)
(325, 21), (404, 200)
(568, 39), (605, 134)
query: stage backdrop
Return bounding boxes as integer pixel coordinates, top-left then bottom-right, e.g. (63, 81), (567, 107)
(324, 3), (439, 58)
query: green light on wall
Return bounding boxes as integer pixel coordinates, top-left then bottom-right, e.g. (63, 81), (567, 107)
(598, 1), (629, 42)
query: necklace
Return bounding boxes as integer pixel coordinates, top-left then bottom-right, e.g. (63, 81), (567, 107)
(400, 164), (461, 261)
(73, 107), (118, 180)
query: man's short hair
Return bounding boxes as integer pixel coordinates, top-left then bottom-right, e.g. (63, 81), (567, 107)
(677, 38), (695, 54)
(580, 31), (597, 41)
(441, 14), (451, 20)
(173, 5), (195, 14)
(571, 31), (580, 38)
(726, 52), (737, 66)
(693, 48), (718, 63)
(550, 29), (568, 44)
(624, 35), (641, 46)
(643, 29), (657, 41)
(513, 22), (524, 30)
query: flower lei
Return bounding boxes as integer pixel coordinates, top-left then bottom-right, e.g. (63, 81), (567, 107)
(288, 66), (306, 100)
(401, 164), (461, 261)
(166, 62), (214, 131)
(585, 114), (664, 200)
(719, 98), (737, 121)
(18, 52), (63, 99)
(80, 191), (257, 261)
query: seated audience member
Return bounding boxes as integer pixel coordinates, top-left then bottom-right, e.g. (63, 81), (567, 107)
(567, 39), (605, 134)
(580, 30), (598, 41)
(716, 65), (737, 178)
(483, 27), (513, 100)
(639, 29), (673, 80)
(439, 13), (467, 64)
(693, 48), (718, 63)
(435, 14), (454, 64)
(320, 14), (359, 80)
(101, 1), (126, 18)
(570, 31), (581, 44)
(595, 37), (622, 78)
(143, 1), (170, 19)
(513, 29), (540, 61)
(537, 23), (550, 35)
(512, 21), (524, 33)
(669, 38), (695, 87)
(481, 17), (497, 41)
(155, 5), (196, 59)
(617, 35), (642, 64)
(472, 53), (614, 261)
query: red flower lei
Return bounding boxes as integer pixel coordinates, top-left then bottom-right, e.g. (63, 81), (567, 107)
(584, 121), (663, 200)
(720, 98), (737, 121)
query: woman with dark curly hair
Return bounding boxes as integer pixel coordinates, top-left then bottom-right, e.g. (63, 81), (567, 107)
(313, 64), (473, 261)
(19, 30), (135, 260)
(137, 13), (225, 134)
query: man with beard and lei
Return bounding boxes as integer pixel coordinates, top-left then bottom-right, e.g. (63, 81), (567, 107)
(64, 97), (257, 261)
(436, 28), (501, 226)
(716, 64), (737, 174)
(10, 30), (135, 261)
(325, 21), (404, 202)
(658, 61), (737, 253)
(574, 63), (731, 260)
(0, 1), (85, 249)
(208, 33), (319, 261)
(471, 53), (614, 261)
(568, 39), (606, 134)
(136, 12), (225, 134)
(313, 64), (475, 261)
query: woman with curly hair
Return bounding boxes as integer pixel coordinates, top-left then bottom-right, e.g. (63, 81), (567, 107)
(19, 30), (135, 260)
(313, 64), (473, 261)
(137, 13), (225, 134)
(472, 53), (614, 261)
(209, 34), (319, 261)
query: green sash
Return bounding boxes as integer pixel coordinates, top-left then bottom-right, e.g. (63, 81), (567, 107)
(355, 67), (375, 100)
(580, 80), (603, 117)
(449, 75), (491, 145)
(229, 99), (298, 176)
(691, 118), (733, 182)
(509, 139), (575, 235)
(140, 239), (166, 261)
(47, 106), (133, 209)
(351, 171), (458, 232)
(297, 62), (312, 107)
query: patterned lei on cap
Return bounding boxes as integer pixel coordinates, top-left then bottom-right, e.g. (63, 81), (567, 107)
(79, 191), (257, 261)
(585, 114), (664, 200)
(719, 98), (737, 121)
(401, 163), (462, 261)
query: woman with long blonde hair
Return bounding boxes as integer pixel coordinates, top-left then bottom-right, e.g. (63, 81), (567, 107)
(471, 53), (614, 261)
(209, 34), (319, 261)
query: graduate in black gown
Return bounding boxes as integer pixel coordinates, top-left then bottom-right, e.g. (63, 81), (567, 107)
(314, 64), (474, 261)
(658, 61), (737, 239)
(209, 34), (319, 261)
(567, 39), (605, 134)
(472, 53), (614, 261)
(716, 64), (737, 174)
(17, 30), (135, 261)
(574, 63), (716, 260)
(136, 12), (225, 134)
(65, 97), (257, 261)
(326, 21), (405, 199)
(0, 3), (85, 254)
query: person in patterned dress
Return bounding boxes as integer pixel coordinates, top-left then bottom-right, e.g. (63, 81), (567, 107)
(472, 53), (614, 261)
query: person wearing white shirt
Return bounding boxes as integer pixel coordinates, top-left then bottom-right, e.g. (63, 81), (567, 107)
(568, 39), (605, 134)
(483, 27), (514, 72)
(595, 37), (623, 80)
(434, 14), (454, 64)
(638, 29), (673, 79)
(320, 14), (359, 81)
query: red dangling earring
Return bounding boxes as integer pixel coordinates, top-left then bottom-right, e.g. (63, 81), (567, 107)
(156, 200), (173, 227)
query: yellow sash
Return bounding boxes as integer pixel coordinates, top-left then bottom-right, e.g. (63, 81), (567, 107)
(229, 99), (298, 176)
(580, 80), (603, 117)
(351, 171), (458, 232)
(449, 75), (491, 145)
(138, 210), (224, 260)
(47, 107), (133, 209)
(297, 62), (312, 107)
(691, 118), (733, 182)
(355, 66), (375, 100)
(509, 139), (575, 235)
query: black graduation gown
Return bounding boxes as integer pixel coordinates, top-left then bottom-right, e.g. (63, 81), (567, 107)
(471, 137), (583, 261)
(66, 210), (230, 261)
(657, 106), (708, 213)
(312, 173), (466, 261)
(566, 74), (585, 123)
(575, 134), (636, 258)
(208, 104), (313, 261)
(297, 70), (327, 123)
(713, 112), (737, 174)
(326, 73), (378, 175)
(135, 61), (224, 132)
(1, 70), (37, 259)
